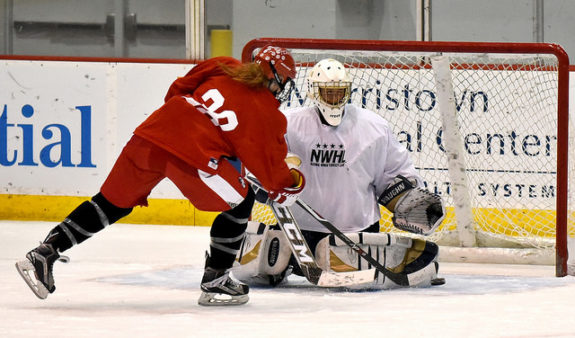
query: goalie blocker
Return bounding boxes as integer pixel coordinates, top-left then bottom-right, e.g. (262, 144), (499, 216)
(232, 221), (440, 289)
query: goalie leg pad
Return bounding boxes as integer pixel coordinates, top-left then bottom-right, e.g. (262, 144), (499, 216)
(232, 221), (292, 286)
(315, 233), (439, 289)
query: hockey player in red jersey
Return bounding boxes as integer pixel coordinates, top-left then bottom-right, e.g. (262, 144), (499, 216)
(15, 45), (305, 306)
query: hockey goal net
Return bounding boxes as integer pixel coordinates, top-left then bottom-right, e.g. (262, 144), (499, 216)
(242, 38), (573, 276)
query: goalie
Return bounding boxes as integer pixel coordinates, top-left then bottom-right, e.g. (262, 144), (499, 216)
(233, 58), (445, 289)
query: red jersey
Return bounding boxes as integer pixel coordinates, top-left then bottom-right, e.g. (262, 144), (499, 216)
(134, 56), (293, 191)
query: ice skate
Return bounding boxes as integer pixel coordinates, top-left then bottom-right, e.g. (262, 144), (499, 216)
(198, 254), (249, 306)
(15, 243), (68, 299)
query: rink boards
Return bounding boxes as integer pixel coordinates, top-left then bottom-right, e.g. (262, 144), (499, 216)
(0, 58), (573, 228)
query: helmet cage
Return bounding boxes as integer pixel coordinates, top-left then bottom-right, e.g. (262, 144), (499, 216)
(310, 81), (351, 109)
(269, 61), (295, 103)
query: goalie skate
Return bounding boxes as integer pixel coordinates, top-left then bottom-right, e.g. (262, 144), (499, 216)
(198, 267), (249, 306)
(15, 243), (68, 299)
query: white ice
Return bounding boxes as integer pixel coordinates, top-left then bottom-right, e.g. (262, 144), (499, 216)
(2, 221), (575, 338)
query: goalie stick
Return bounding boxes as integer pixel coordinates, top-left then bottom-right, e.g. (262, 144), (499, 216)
(246, 175), (375, 287)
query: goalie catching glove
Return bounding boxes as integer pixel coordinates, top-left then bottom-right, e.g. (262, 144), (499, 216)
(378, 175), (445, 235)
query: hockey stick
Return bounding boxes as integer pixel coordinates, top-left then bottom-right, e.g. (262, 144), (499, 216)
(294, 199), (413, 287)
(246, 175), (375, 287)
(269, 203), (375, 287)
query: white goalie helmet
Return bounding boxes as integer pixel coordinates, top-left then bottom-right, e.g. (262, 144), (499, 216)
(307, 58), (352, 126)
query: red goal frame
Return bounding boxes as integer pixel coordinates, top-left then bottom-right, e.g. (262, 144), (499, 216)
(242, 37), (570, 277)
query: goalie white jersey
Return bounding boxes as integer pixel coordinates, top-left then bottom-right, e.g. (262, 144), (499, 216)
(283, 105), (421, 233)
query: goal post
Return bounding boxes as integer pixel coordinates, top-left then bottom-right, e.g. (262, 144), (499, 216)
(242, 38), (571, 277)
(430, 55), (477, 248)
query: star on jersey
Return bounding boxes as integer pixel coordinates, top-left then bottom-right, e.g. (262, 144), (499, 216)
(310, 143), (346, 167)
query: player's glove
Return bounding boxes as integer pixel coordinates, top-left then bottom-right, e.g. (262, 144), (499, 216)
(267, 168), (305, 207)
(249, 154), (306, 207)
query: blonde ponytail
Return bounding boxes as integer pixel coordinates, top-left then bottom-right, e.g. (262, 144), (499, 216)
(219, 63), (268, 88)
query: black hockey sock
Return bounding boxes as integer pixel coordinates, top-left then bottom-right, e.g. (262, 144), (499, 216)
(44, 192), (132, 252)
(208, 188), (254, 270)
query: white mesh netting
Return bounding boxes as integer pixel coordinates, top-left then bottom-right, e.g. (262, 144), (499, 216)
(248, 45), (574, 271)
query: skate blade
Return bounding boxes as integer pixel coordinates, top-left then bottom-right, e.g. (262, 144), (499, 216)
(15, 260), (49, 299)
(197, 292), (249, 306)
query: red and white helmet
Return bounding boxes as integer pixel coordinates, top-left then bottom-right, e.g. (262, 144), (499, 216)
(307, 58), (351, 126)
(255, 45), (296, 102)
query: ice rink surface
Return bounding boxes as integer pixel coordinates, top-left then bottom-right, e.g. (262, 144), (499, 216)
(2, 220), (575, 338)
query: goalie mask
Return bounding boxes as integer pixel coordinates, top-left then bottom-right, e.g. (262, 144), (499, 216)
(254, 45), (297, 103)
(307, 58), (351, 126)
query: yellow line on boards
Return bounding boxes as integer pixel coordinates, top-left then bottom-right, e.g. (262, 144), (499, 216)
(3, 195), (573, 237)
(0, 194), (217, 226)
(253, 204), (564, 238)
